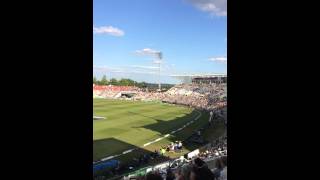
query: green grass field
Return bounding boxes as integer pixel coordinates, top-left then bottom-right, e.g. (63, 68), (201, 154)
(93, 99), (225, 162)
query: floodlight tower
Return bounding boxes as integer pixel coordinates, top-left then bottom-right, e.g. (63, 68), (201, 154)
(156, 52), (162, 91)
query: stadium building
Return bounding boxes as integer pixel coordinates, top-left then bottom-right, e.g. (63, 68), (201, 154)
(170, 74), (227, 84)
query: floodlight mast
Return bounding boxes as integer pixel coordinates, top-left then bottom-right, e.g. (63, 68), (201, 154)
(157, 52), (162, 91)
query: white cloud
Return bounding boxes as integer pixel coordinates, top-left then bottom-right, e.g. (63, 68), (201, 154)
(209, 56), (227, 63)
(153, 60), (163, 64)
(130, 65), (159, 69)
(130, 70), (158, 75)
(93, 66), (124, 72)
(188, 0), (227, 16)
(135, 48), (161, 57)
(93, 25), (124, 36)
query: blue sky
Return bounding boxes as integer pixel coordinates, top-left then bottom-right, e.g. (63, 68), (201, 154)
(94, 0), (227, 84)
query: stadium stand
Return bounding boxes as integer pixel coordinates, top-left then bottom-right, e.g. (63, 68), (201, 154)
(93, 84), (139, 99)
(93, 82), (226, 111)
(93, 132), (227, 180)
(117, 135), (227, 180)
(93, 77), (227, 180)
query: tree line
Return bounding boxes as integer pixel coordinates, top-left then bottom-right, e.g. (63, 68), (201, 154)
(93, 75), (175, 89)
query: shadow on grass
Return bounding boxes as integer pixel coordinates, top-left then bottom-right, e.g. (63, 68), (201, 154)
(93, 110), (226, 179)
(130, 109), (215, 152)
(135, 109), (225, 152)
(93, 138), (172, 178)
(93, 109), (203, 165)
(94, 138), (138, 161)
(130, 110), (200, 137)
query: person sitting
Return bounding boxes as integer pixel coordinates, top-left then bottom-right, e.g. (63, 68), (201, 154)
(146, 172), (163, 180)
(190, 165), (214, 180)
(220, 156), (227, 180)
(178, 141), (183, 150)
(174, 141), (179, 151)
(170, 144), (175, 152)
(176, 164), (192, 180)
(160, 148), (166, 155)
(166, 168), (175, 180)
(212, 158), (225, 179)
(166, 146), (170, 152)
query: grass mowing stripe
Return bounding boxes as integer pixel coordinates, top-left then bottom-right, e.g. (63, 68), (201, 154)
(93, 108), (194, 134)
(93, 104), (190, 130)
(93, 99), (201, 161)
(93, 102), (169, 117)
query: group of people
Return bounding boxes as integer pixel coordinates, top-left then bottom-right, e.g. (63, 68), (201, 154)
(162, 83), (227, 111)
(93, 84), (138, 91)
(93, 149), (170, 179)
(198, 136), (227, 160)
(94, 135), (227, 180)
(128, 134), (227, 180)
(94, 83), (227, 112)
(208, 108), (227, 126)
(132, 156), (227, 180)
(93, 84), (139, 98)
(160, 141), (183, 154)
(134, 91), (166, 101)
(93, 83), (227, 180)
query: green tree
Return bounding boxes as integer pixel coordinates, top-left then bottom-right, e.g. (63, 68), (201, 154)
(137, 81), (147, 88)
(110, 78), (118, 85)
(100, 75), (108, 85)
(93, 76), (97, 84)
(119, 78), (134, 86)
(119, 78), (126, 86)
(127, 79), (135, 86)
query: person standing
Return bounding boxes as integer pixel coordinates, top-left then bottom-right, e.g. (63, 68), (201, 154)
(209, 111), (213, 126)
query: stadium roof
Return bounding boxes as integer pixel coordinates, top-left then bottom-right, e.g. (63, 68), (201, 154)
(170, 73), (227, 78)
(170, 73), (227, 83)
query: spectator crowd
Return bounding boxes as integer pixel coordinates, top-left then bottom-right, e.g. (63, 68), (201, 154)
(123, 135), (227, 180)
(93, 82), (227, 180)
(93, 83), (227, 111)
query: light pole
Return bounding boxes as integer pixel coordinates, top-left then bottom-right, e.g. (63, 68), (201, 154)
(156, 52), (162, 91)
